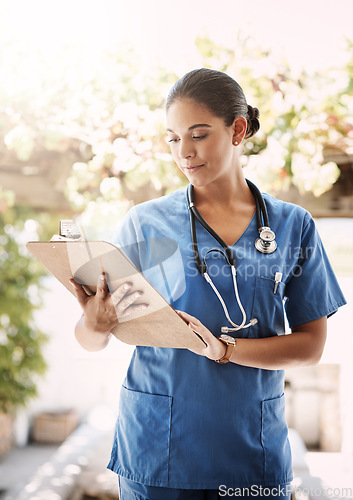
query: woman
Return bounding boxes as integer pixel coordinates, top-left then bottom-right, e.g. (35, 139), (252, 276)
(71, 69), (346, 499)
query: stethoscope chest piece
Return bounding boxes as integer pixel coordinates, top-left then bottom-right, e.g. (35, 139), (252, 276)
(255, 226), (277, 254)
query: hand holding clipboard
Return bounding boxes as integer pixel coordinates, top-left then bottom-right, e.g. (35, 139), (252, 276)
(27, 238), (205, 349)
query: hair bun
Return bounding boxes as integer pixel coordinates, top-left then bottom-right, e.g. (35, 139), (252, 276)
(246, 104), (260, 138)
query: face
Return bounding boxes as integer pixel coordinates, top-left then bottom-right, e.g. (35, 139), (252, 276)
(166, 99), (239, 188)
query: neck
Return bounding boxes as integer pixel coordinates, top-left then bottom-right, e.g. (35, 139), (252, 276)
(192, 173), (253, 209)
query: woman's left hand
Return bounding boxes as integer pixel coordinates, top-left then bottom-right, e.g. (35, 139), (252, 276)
(176, 310), (226, 361)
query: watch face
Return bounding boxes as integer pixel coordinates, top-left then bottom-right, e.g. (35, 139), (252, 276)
(220, 334), (235, 343)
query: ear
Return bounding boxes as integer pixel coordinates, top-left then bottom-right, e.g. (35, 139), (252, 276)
(231, 116), (247, 146)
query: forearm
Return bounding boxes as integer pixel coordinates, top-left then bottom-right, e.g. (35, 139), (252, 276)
(230, 319), (327, 370)
(74, 315), (112, 352)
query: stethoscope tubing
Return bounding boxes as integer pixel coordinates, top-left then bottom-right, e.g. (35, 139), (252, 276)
(246, 179), (270, 229)
(186, 179), (272, 273)
(186, 179), (274, 332)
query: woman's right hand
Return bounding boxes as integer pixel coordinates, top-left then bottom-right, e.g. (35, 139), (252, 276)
(70, 273), (147, 336)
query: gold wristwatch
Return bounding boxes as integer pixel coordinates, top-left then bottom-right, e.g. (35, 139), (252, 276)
(215, 334), (236, 364)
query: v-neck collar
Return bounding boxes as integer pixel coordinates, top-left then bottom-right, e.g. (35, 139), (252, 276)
(184, 188), (257, 249)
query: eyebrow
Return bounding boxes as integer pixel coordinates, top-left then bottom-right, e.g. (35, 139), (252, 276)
(166, 124), (212, 133)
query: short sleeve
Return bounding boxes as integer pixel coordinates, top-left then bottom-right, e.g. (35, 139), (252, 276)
(110, 207), (142, 271)
(284, 214), (346, 328)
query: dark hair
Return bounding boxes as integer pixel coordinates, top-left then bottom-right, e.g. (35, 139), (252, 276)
(166, 68), (260, 139)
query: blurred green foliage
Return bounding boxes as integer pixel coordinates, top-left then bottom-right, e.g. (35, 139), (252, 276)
(1, 33), (352, 215)
(62, 34), (353, 214)
(0, 191), (48, 414)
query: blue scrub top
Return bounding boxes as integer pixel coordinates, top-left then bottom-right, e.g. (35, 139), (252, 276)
(107, 187), (346, 489)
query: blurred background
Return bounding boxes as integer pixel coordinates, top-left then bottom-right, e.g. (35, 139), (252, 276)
(0, 0), (352, 498)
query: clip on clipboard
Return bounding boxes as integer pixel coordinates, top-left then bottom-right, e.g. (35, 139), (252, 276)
(26, 222), (204, 350)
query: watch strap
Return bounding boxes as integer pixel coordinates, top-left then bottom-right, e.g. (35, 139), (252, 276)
(215, 338), (236, 364)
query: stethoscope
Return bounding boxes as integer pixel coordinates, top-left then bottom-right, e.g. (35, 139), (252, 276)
(186, 179), (277, 333)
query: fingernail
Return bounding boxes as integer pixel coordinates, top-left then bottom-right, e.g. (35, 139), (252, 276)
(99, 274), (105, 281)
(140, 305), (147, 310)
(134, 292), (141, 298)
(123, 284), (131, 290)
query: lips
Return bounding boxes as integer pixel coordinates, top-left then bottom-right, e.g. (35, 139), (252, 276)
(184, 164), (204, 171)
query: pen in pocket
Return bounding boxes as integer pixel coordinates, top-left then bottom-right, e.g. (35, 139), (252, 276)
(273, 272), (282, 294)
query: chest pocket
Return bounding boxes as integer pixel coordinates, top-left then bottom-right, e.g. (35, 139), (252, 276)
(249, 276), (286, 338)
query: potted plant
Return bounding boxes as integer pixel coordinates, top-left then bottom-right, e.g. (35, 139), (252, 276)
(0, 192), (48, 457)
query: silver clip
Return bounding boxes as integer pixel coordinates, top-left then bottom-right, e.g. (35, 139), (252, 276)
(50, 220), (84, 241)
(273, 272), (282, 294)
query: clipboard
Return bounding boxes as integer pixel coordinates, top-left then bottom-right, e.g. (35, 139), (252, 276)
(26, 240), (205, 350)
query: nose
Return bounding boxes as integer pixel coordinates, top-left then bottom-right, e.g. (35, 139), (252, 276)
(178, 139), (195, 160)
